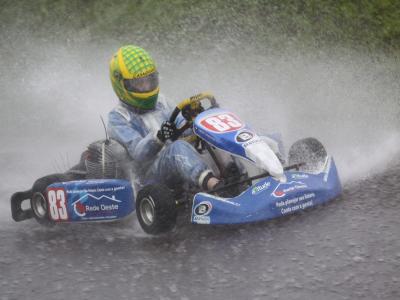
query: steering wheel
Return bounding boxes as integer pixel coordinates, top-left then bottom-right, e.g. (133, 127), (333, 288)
(169, 92), (218, 139)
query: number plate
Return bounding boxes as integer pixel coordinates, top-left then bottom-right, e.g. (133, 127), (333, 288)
(47, 187), (69, 221)
(200, 113), (243, 133)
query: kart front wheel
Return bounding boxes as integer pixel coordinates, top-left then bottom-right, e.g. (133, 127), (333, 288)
(136, 184), (177, 235)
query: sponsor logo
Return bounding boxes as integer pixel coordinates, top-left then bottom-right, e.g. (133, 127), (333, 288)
(271, 181), (308, 198)
(194, 201), (212, 216)
(193, 215), (211, 224)
(235, 131), (254, 143)
(71, 193), (122, 217)
(242, 137), (263, 148)
(291, 173), (309, 179)
(251, 181), (271, 195)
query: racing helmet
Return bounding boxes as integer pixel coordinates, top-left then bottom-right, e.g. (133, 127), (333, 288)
(109, 45), (159, 110)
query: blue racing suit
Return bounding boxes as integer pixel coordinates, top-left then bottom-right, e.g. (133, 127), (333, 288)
(107, 95), (212, 189)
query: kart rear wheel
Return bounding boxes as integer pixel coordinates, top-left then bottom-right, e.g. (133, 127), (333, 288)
(288, 138), (328, 173)
(31, 192), (48, 220)
(30, 173), (71, 226)
(136, 184), (177, 235)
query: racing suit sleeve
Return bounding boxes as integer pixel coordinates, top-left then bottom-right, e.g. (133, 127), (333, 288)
(108, 110), (163, 163)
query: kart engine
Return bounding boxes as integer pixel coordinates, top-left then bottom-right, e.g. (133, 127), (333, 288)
(85, 139), (129, 179)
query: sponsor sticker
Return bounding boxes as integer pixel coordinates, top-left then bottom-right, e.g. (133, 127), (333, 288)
(291, 173), (309, 179)
(71, 193), (122, 218)
(193, 215), (211, 224)
(251, 181), (271, 195)
(242, 137), (263, 148)
(277, 193), (316, 215)
(271, 181), (308, 198)
(194, 201), (212, 216)
(235, 130), (254, 143)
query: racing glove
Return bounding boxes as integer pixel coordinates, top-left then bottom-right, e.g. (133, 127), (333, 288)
(157, 121), (179, 143)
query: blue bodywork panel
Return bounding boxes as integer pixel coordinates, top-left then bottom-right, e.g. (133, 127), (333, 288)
(193, 108), (255, 160)
(191, 157), (342, 225)
(46, 179), (134, 222)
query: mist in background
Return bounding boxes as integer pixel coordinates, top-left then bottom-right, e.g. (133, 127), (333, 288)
(1, 0), (399, 202)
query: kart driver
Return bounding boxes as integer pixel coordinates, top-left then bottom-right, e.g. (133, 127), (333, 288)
(107, 45), (220, 191)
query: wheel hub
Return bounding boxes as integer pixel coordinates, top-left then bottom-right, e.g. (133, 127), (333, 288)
(140, 196), (155, 226)
(32, 192), (47, 218)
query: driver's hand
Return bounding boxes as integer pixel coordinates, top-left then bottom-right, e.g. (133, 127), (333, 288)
(157, 121), (179, 143)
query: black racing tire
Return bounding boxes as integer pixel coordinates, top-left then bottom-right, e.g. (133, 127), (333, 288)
(288, 138), (328, 173)
(136, 184), (177, 235)
(30, 173), (71, 226)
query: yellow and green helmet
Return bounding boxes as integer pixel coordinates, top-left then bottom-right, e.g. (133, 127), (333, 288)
(109, 45), (159, 110)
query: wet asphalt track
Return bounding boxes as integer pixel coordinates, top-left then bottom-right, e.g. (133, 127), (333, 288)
(1, 157), (399, 300)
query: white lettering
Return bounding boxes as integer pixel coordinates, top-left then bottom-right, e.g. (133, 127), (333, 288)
(276, 193), (316, 215)
(101, 204), (119, 211)
(251, 182), (271, 195)
(193, 215), (210, 224)
(86, 205), (99, 211)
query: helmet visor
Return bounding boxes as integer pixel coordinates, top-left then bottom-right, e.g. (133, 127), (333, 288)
(123, 72), (159, 93)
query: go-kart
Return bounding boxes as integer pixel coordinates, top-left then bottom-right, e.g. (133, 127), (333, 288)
(11, 92), (342, 234)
